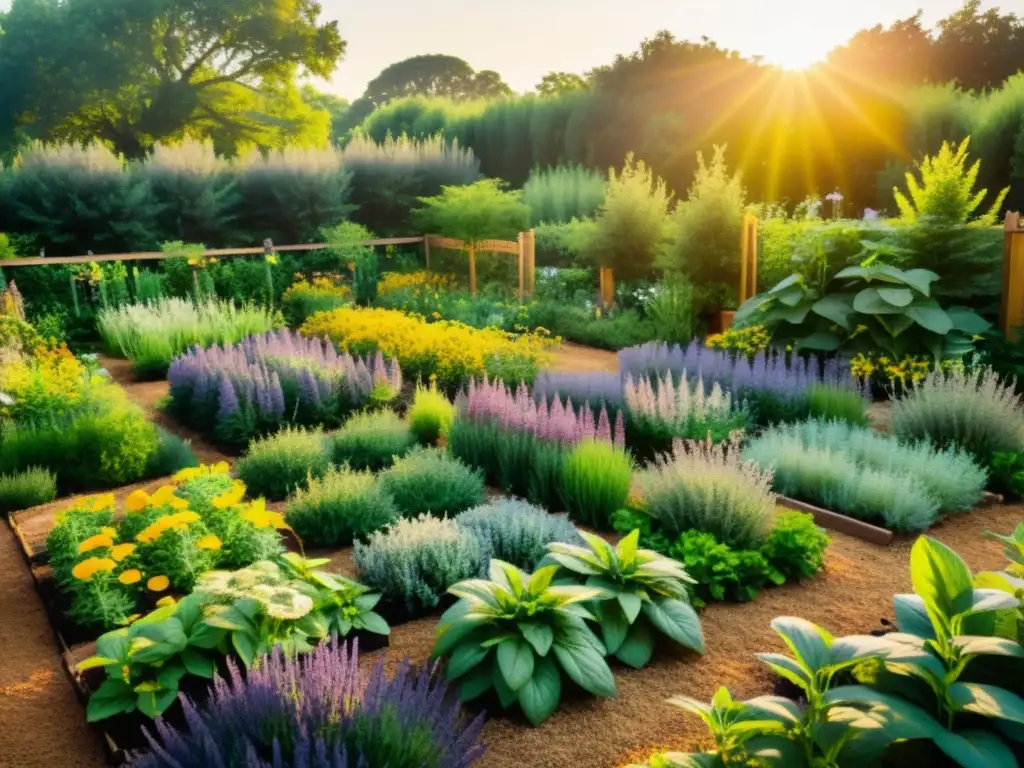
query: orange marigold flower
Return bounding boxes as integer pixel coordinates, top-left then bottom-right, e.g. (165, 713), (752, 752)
(118, 569), (142, 585)
(147, 575), (170, 592)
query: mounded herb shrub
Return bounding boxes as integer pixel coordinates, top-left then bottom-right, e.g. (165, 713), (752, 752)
(143, 428), (198, 479)
(285, 467), (400, 547)
(235, 427), (330, 501)
(354, 514), (483, 619)
(408, 382), (455, 445)
(560, 439), (633, 529)
(330, 410), (415, 471)
(456, 500), (582, 571)
(743, 419), (986, 531)
(891, 367), (1024, 466)
(0, 466), (57, 515)
(637, 434), (776, 550)
(805, 383), (869, 426)
(378, 448), (484, 519)
(131, 640), (486, 768)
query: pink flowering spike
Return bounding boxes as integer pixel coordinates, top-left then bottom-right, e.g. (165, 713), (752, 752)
(597, 407), (612, 444)
(614, 409), (626, 450)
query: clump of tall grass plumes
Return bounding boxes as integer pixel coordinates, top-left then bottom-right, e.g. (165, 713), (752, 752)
(806, 383), (869, 426)
(637, 434), (776, 550)
(890, 367), (1024, 465)
(743, 419), (986, 532)
(97, 297), (281, 378)
(522, 163), (607, 224)
(0, 466), (57, 515)
(407, 382), (455, 445)
(560, 439), (634, 530)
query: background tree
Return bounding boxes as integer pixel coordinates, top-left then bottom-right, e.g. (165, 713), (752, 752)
(934, 0), (1024, 91)
(536, 72), (588, 97)
(301, 86), (351, 146)
(826, 13), (935, 86)
(0, 0), (345, 157)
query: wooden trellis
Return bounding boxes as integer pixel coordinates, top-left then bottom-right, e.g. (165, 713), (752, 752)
(424, 230), (536, 299)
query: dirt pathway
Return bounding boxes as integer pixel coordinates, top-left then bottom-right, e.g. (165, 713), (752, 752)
(0, 522), (107, 768)
(544, 341), (618, 373)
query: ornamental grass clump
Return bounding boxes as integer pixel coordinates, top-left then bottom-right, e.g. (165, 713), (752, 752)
(354, 514), (483, 618)
(131, 639), (485, 768)
(561, 440), (634, 529)
(0, 466), (56, 515)
(379, 448), (484, 519)
(637, 434), (776, 550)
(168, 329), (401, 449)
(236, 426), (331, 501)
(408, 381), (456, 445)
(329, 410), (415, 471)
(97, 297), (281, 378)
(618, 339), (857, 426)
(286, 466), (400, 547)
(891, 367), (1024, 466)
(299, 305), (554, 391)
(456, 500), (582, 571)
(805, 383), (869, 426)
(743, 419), (986, 531)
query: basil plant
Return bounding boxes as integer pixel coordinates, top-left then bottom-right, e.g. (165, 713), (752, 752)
(631, 536), (1024, 767)
(433, 559), (616, 726)
(544, 529), (704, 668)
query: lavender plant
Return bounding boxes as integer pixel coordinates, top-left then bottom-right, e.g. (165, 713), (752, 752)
(168, 329), (402, 449)
(130, 639), (486, 768)
(618, 340), (857, 426)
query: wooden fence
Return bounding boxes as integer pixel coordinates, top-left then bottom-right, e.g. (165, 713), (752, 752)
(0, 231), (539, 299)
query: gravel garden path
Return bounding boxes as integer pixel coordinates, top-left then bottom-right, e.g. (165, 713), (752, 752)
(0, 345), (1018, 767)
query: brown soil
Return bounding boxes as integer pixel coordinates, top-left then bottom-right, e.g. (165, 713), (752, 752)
(0, 522), (107, 768)
(544, 342), (618, 374)
(97, 354), (231, 466)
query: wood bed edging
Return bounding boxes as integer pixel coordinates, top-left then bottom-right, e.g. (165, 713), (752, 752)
(776, 495), (894, 546)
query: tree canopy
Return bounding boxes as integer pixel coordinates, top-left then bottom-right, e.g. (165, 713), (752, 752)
(535, 72), (588, 97)
(0, 0), (346, 157)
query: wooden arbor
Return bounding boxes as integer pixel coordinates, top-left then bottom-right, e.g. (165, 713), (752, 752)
(423, 230), (536, 299)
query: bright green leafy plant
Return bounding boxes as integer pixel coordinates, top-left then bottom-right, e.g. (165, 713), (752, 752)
(544, 530), (704, 668)
(433, 559), (615, 726)
(733, 263), (989, 362)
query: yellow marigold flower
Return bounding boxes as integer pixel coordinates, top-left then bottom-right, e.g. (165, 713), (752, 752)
(86, 494), (116, 512)
(78, 534), (114, 554)
(149, 485), (179, 507)
(147, 575), (170, 592)
(72, 557), (117, 580)
(110, 543), (136, 562)
(197, 535), (222, 551)
(156, 597), (176, 608)
(173, 467), (202, 482)
(212, 484), (246, 509)
(101, 526), (118, 539)
(170, 511), (200, 525)
(124, 490), (151, 513)
(211, 461), (230, 474)
(118, 569), (142, 585)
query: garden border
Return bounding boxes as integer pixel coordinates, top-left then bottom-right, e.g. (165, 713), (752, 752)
(776, 494), (894, 546)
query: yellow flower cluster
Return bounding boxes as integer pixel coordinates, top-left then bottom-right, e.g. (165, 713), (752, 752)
(125, 484), (190, 514)
(240, 499), (291, 532)
(850, 352), (933, 385)
(212, 480), (247, 509)
(299, 307), (554, 388)
(0, 344), (88, 420)
(706, 325), (771, 357)
(136, 510), (202, 544)
(282, 276), (351, 304)
(377, 271), (456, 298)
(172, 462), (231, 482)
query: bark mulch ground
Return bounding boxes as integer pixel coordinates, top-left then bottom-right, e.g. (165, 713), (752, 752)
(544, 342), (618, 374)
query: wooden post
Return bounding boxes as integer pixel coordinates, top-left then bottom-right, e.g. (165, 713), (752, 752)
(525, 229), (536, 297)
(1002, 212), (1024, 340)
(599, 267), (615, 308)
(468, 242), (477, 295)
(423, 236), (432, 271)
(517, 232), (526, 301)
(739, 214), (759, 304)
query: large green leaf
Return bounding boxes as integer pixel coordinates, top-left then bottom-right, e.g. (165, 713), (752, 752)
(876, 313), (916, 339)
(898, 268), (940, 296)
(946, 306), (992, 335)
(950, 682), (1024, 725)
(517, 655), (562, 726)
(446, 638), (492, 680)
(86, 678), (136, 722)
(877, 287), (915, 307)
(615, 618), (655, 669)
(231, 631), (258, 668)
(519, 621), (554, 657)
(910, 537), (974, 633)
(497, 636), (535, 692)
(455, 658), (494, 702)
(893, 594), (936, 640)
(853, 287), (910, 315)
(794, 331), (840, 352)
(766, 300), (813, 325)
(552, 640), (616, 698)
(643, 599), (704, 653)
(766, 274), (803, 296)
(811, 295), (856, 330)
(598, 600), (630, 655)
(828, 634), (893, 667)
(180, 647), (215, 678)
(618, 593), (643, 624)
(771, 617), (832, 672)
(358, 611), (390, 636)
(492, 662), (518, 708)
(155, 659), (187, 690)
(953, 635), (1024, 659)
(135, 685), (178, 720)
(130, 619), (188, 664)
(905, 300), (954, 335)
(755, 653), (812, 691)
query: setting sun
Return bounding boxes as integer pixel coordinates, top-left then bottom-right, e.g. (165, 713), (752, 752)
(763, 42), (830, 72)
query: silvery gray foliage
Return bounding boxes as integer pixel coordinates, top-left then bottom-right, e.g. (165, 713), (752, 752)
(456, 500), (582, 573)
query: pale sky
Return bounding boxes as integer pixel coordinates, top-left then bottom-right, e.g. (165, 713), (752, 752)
(318, 0), (1021, 98)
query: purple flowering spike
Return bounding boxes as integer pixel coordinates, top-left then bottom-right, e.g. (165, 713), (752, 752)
(216, 374), (239, 419)
(597, 407), (611, 444)
(613, 409), (626, 449)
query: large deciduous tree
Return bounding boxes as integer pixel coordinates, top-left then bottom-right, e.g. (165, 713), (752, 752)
(535, 72), (588, 97)
(0, 0), (346, 157)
